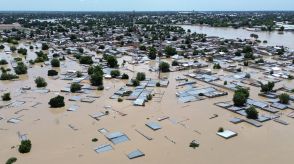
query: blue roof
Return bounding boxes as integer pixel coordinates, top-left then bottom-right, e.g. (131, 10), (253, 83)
(111, 135), (129, 144)
(146, 122), (161, 130)
(105, 132), (129, 144)
(106, 132), (124, 139)
(127, 149), (145, 159)
(95, 144), (113, 153)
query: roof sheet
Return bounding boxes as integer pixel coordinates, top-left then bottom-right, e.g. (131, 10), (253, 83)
(146, 122), (161, 130)
(127, 149), (145, 159)
(95, 144), (113, 153)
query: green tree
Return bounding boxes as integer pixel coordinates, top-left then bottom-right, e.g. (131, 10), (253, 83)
(35, 77), (47, 88)
(5, 157), (17, 164)
(110, 70), (120, 78)
(79, 56), (93, 65)
(2, 92), (11, 101)
(35, 51), (49, 63)
(49, 95), (65, 108)
(235, 87), (249, 99)
(172, 60), (179, 66)
(139, 45), (146, 51)
(159, 61), (170, 72)
(148, 47), (157, 60)
(213, 63), (221, 69)
(121, 73), (129, 79)
(76, 71), (83, 77)
(14, 62), (27, 75)
(106, 55), (118, 68)
(164, 46), (177, 57)
(244, 53), (254, 59)
(70, 83), (81, 93)
(242, 46), (253, 53)
(17, 48), (27, 55)
(136, 72), (146, 81)
(48, 70), (58, 76)
(42, 43), (49, 50)
(88, 65), (103, 75)
(0, 59), (8, 65)
(132, 79), (140, 86)
(246, 106), (259, 119)
(18, 140), (32, 154)
(279, 93), (290, 104)
(0, 73), (18, 80)
(260, 82), (275, 93)
(51, 58), (60, 67)
(90, 73), (103, 86)
(233, 91), (247, 107)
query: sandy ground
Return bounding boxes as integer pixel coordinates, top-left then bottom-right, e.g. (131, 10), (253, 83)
(1, 44), (294, 164)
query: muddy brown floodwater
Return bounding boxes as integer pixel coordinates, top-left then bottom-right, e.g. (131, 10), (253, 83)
(0, 43), (294, 164)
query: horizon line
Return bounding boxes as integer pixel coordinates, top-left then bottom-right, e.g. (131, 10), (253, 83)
(0, 10), (294, 12)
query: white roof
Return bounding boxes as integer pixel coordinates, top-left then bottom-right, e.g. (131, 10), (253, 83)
(272, 67), (281, 71)
(217, 130), (237, 139)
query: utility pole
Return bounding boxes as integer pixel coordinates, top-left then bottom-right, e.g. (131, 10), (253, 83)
(158, 37), (162, 80)
(132, 10), (135, 76)
(158, 52), (161, 79)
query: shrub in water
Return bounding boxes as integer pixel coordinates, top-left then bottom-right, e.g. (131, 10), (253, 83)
(189, 140), (199, 149)
(136, 72), (146, 81)
(159, 62), (170, 72)
(0, 59), (8, 65)
(147, 94), (152, 101)
(5, 157), (17, 164)
(97, 85), (104, 90)
(35, 77), (47, 88)
(2, 93), (11, 101)
(79, 56), (93, 65)
(49, 95), (65, 108)
(279, 93), (290, 104)
(51, 58), (60, 67)
(156, 82), (161, 87)
(90, 73), (103, 86)
(76, 71), (83, 77)
(14, 62), (27, 75)
(48, 70), (58, 76)
(132, 79), (140, 86)
(0, 73), (18, 80)
(18, 140), (32, 154)
(110, 70), (120, 78)
(106, 55), (118, 68)
(92, 138), (98, 142)
(218, 127), (224, 132)
(70, 83), (81, 93)
(246, 106), (259, 119)
(121, 73), (129, 79)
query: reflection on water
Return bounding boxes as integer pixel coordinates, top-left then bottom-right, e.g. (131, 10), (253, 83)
(181, 25), (294, 50)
